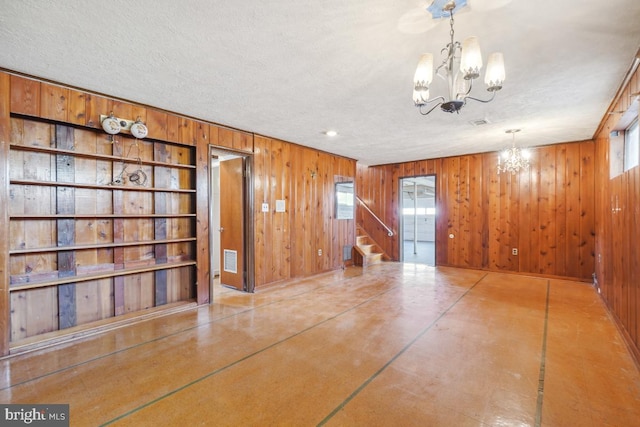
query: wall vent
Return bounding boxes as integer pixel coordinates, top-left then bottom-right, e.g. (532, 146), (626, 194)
(223, 249), (237, 274)
(343, 245), (353, 261)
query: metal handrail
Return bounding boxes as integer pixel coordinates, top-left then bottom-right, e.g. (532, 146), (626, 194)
(355, 196), (395, 237)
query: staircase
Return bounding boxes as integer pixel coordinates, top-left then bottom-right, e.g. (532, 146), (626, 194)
(353, 227), (385, 267)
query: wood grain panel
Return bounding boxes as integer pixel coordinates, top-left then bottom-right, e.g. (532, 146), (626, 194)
(40, 83), (69, 122)
(507, 169), (520, 272)
(538, 146), (556, 274)
(11, 288), (58, 341)
(146, 109), (168, 141)
(154, 141), (170, 305)
(67, 88), (87, 126)
(166, 114), (181, 143)
(579, 142), (595, 280)
(234, 131), (253, 152)
(387, 164), (399, 259)
(195, 124), (210, 303)
(56, 125), (77, 330)
(633, 166), (640, 346)
(528, 149), (542, 274)
(446, 157), (460, 266)
(487, 156), (500, 270)
(75, 279), (113, 324)
(10, 75), (41, 117)
(0, 72), (10, 355)
(458, 156), (470, 267)
(218, 128), (234, 150)
(178, 118), (195, 146)
(554, 145), (568, 276)
(479, 156), (490, 269)
(123, 272), (154, 313)
(468, 155), (484, 268)
(85, 94), (109, 129)
(208, 124), (220, 146)
(565, 143), (581, 278)
(253, 137), (267, 285)
(271, 138), (291, 281)
(432, 160), (445, 266)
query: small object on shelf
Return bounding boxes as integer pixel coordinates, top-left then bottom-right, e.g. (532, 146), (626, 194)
(101, 113), (121, 135)
(130, 119), (148, 139)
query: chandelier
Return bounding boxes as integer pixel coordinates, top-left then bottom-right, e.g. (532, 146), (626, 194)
(413, 0), (505, 115)
(497, 129), (530, 175)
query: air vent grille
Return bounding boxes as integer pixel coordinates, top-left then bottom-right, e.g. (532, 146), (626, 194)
(223, 249), (237, 274)
(469, 118), (491, 126)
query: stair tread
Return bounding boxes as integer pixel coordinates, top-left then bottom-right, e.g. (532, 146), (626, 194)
(354, 228), (385, 266)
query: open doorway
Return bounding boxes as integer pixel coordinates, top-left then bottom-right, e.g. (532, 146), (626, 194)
(210, 147), (254, 296)
(400, 176), (436, 266)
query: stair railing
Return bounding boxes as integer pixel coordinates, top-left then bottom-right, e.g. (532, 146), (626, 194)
(355, 196), (395, 237)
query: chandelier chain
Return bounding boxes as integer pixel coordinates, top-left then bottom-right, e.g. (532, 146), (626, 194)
(449, 11), (455, 41)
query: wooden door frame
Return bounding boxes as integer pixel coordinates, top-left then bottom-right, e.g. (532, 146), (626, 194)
(208, 145), (255, 296)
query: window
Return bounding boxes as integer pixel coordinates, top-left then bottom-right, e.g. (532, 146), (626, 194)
(335, 181), (354, 219)
(402, 208), (436, 215)
(624, 118), (639, 171)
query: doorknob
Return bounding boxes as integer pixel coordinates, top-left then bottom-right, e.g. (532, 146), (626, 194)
(218, 227), (224, 232)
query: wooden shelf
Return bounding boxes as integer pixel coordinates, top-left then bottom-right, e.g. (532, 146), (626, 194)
(10, 179), (196, 193)
(9, 237), (197, 255)
(9, 260), (197, 292)
(7, 116), (199, 349)
(9, 143), (196, 170)
(9, 300), (198, 355)
(10, 214), (196, 219)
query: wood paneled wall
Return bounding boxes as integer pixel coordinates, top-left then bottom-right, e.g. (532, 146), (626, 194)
(0, 71), (356, 355)
(356, 140), (596, 281)
(6, 74), (216, 306)
(253, 136), (356, 286)
(593, 64), (640, 362)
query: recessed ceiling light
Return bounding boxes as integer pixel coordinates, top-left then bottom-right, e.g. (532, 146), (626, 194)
(325, 130), (338, 137)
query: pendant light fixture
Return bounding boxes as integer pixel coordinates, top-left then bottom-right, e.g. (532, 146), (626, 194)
(413, 0), (505, 115)
(497, 129), (530, 175)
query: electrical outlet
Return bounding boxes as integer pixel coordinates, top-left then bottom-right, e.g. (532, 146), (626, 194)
(318, 249), (322, 256)
(512, 248), (518, 256)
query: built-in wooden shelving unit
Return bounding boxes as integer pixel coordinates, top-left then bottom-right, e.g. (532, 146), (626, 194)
(7, 117), (197, 345)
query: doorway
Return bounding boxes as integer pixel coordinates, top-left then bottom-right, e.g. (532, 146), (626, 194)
(400, 176), (436, 266)
(210, 147), (254, 295)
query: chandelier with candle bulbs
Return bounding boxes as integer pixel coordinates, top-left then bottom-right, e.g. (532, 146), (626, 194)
(497, 129), (530, 175)
(413, 0), (506, 115)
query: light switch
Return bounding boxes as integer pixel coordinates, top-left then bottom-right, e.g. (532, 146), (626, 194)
(261, 203), (269, 212)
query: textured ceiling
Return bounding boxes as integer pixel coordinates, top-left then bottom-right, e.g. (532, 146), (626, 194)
(1, 0), (640, 165)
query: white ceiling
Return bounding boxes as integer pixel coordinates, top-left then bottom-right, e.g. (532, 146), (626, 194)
(1, 0), (639, 165)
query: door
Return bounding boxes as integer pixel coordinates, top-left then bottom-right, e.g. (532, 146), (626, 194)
(400, 176), (436, 266)
(219, 156), (245, 290)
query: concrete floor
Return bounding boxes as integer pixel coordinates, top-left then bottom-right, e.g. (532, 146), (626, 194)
(402, 240), (435, 265)
(1, 263), (639, 426)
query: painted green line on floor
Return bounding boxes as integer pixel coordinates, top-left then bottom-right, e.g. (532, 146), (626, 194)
(99, 278), (405, 426)
(535, 280), (551, 427)
(317, 273), (488, 426)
